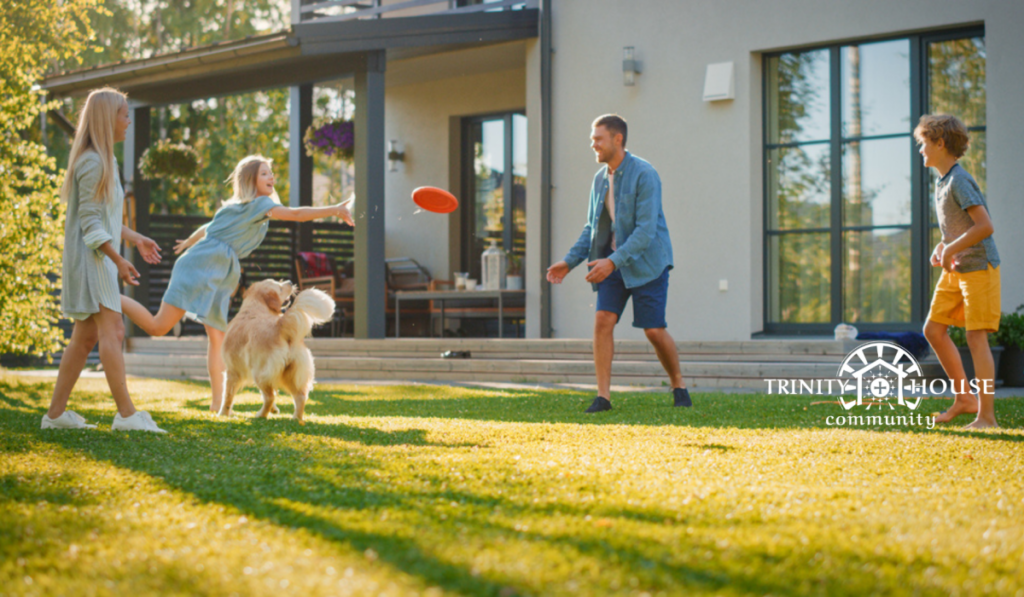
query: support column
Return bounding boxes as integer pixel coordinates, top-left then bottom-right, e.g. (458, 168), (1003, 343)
(290, 84), (314, 254)
(539, 0), (554, 338)
(124, 105), (151, 337)
(354, 51), (387, 339)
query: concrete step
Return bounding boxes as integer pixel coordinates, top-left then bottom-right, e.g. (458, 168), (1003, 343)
(127, 337), (864, 359)
(124, 337), (948, 391)
(124, 352), (909, 390)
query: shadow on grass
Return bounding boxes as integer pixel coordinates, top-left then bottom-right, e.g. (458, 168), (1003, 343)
(3, 376), (1019, 595)
(0, 472), (98, 507)
(0, 414), (906, 596)
(10, 410), (974, 596)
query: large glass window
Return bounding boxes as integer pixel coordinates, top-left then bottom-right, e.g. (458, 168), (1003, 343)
(765, 50), (832, 324)
(764, 29), (985, 331)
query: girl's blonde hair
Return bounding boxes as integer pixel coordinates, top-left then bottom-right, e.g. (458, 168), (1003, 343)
(223, 155), (279, 206)
(59, 88), (128, 204)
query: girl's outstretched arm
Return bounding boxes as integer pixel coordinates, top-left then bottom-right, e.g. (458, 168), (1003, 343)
(268, 199), (354, 226)
(174, 223), (209, 255)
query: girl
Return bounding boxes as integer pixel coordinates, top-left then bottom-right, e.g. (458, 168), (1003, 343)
(43, 88), (166, 433)
(121, 155), (354, 412)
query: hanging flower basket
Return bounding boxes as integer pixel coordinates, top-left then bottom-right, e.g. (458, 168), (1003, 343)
(138, 140), (201, 183)
(304, 118), (354, 162)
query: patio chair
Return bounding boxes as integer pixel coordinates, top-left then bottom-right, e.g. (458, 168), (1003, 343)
(385, 257), (432, 291)
(295, 254), (434, 336)
(295, 253), (349, 336)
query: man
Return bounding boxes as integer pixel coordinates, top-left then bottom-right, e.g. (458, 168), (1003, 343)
(547, 114), (691, 413)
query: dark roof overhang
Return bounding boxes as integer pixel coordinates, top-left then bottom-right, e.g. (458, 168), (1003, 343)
(40, 9), (538, 106)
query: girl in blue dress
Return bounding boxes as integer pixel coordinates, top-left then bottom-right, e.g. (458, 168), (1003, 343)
(121, 155), (354, 412)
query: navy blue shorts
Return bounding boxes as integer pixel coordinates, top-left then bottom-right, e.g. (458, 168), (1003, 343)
(596, 265), (670, 329)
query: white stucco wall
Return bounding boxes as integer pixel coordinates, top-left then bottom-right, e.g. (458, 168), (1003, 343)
(384, 50), (526, 281)
(545, 0), (1024, 341)
(525, 38), (544, 338)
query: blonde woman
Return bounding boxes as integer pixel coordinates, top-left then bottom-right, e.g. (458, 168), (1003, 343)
(44, 88), (166, 433)
(121, 155), (354, 413)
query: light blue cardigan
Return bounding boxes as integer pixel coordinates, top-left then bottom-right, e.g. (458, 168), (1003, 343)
(564, 152), (674, 289)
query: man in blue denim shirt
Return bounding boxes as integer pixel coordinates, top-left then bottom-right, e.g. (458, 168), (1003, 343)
(547, 115), (691, 413)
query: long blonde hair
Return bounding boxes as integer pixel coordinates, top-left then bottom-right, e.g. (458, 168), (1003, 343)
(59, 88), (128, 204)
(223, 155), (280, 206)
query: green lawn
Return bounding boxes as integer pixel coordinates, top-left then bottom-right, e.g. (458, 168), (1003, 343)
(2, 373), (1023, 596)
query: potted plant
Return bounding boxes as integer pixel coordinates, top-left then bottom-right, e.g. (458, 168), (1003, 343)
(303, 118), (354, 163)
(138, 139), (201, 183)
(947, 325), (1003, 384)
(995, 305), (1024, 387)
(505, 251), (523, 290)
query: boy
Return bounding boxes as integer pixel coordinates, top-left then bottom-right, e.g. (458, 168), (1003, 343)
(917, 114), (1001, 429)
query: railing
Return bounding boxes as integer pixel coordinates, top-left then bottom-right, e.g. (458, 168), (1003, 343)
(293, 0), (537, 25)
(144, 214), (354, 336)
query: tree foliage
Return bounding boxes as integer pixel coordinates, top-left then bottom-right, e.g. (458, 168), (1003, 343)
(1, 0), (103, 356)
(45, 0), (293, 216)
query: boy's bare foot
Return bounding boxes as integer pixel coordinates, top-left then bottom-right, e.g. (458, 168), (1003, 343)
(934, 396), (979, 423)
(964, 417), (998, 430)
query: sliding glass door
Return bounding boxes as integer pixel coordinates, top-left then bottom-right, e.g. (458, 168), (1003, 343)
(461, 112), (527, 281)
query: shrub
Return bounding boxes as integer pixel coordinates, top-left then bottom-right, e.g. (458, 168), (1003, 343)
(996, 305), (1024, 351)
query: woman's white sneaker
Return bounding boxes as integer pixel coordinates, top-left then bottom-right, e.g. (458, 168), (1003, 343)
(111, 410), (167, 433)
(41, 410), (97, 430)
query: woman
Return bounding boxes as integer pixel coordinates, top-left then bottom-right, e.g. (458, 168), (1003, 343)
(43, 88), (166, 433)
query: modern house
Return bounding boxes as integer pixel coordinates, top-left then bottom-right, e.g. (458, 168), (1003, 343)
(40, 1), (1023, 385)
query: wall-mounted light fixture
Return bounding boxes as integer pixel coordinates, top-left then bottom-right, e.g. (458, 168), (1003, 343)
(623, 46), (642, 86)
(387, 139), (405, 172)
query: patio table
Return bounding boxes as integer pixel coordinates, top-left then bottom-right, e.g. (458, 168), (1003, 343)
(394, 289), (525, 338)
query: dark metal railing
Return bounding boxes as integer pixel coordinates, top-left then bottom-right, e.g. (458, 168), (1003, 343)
(293, 0), (536, 24)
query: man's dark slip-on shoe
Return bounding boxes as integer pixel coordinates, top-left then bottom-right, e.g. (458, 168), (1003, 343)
(673, 387), (693, 408)
(441, 350), (471, 359)
(585, 396), (612, 413)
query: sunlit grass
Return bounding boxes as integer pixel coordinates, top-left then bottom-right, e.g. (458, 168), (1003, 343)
(2, 373), (1023, 596)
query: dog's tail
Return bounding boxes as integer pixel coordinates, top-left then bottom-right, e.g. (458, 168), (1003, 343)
(279, 288), (335, 342)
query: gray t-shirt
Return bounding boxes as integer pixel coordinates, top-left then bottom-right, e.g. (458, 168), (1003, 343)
(935, 163), (1000, 273)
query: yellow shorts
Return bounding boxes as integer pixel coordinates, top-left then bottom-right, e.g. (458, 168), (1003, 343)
(927, 265), (1001, 332)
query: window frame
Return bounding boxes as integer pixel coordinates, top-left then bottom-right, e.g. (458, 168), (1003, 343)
(762, 25), (985, 335)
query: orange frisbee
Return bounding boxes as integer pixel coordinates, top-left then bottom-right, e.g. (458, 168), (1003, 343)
(412, 186), (459, 214)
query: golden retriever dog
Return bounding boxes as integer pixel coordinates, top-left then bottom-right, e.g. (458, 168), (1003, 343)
(219, 279), (335, 423)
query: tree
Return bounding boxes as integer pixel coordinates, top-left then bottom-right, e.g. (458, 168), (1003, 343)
(1, 0), (102, 356)
(45, 0), (294, 216)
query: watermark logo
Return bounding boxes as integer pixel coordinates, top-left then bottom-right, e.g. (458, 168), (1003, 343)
(761, 341), (997, 429)
(837, 341), (923, 411)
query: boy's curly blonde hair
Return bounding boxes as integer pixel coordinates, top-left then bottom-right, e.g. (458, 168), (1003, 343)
(913, 114), (970, 158)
